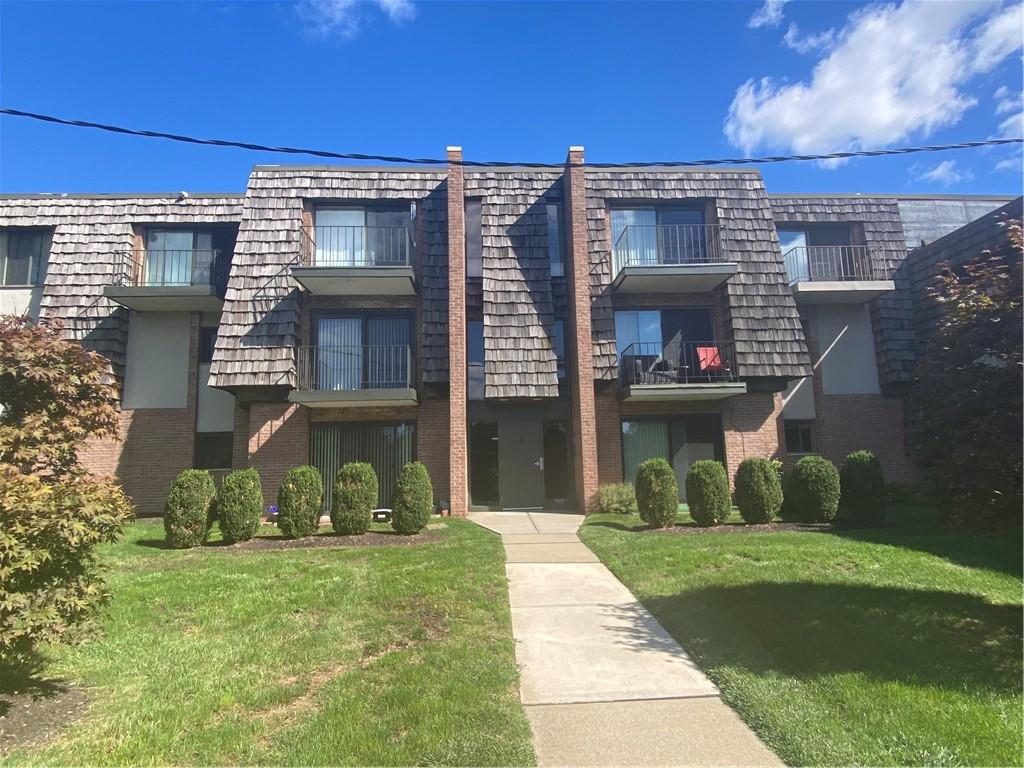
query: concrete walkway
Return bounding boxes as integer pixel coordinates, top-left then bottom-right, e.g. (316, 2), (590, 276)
(470, 511), (781, 767)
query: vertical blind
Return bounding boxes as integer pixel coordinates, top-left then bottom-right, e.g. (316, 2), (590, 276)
(311, 423), (415, 511)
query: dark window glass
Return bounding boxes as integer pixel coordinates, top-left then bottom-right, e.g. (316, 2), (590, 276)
(784, 420), (816, 453)
(465, 199), (483, 278)
(199, 328), (218, 364)
(621, 415), (723, 502)
(311, 422), (416, 510)
(552, 320), (566, 379)
(468, 321), (485, 400)
(312, 313), (412, 390)
(469, 421), (500, 505)
(543, 420), (573, 506)
(195, 432), (233, 470)
(546, 202), (564, 277)
(1, 230), (49, 286)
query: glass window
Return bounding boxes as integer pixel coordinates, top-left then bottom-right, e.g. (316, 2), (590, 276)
(314, 314), (411, 390)
(467, 321), (485, 400)
(552, 320), (566, 379)
(546, 202), (564, 277)
(145, 229), (210, 286)
(311, 422), (416, 510)
(199, 328), (218, 364)
(469, 421), (500, 505)
(610, 208), (657, 271)
(614, 310), (662, 359)
(621, 415), (724, 502)
(465, 199), (483, 278)
(784, 420), (816, 453)
(194, 432), (232, 470)
(0, 230), (49, 286)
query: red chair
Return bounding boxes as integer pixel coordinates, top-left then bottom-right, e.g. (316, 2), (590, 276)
(697, 345), (727, 377)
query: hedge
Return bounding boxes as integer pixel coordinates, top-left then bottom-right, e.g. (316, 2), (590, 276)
(783, 455), (841, 523)
(277, 465), (323, 539)
(332, 462), (377, 535)
(686, 460), (731, 526)
(839, 450), (886, 526)
(734, 458), (783, 524)
(164, 469), (216, 548)
(635, 458), (678, 528)
(391, 461), (433, 535)
(218, 468), (263, 544)
(594, 483), (638, 515)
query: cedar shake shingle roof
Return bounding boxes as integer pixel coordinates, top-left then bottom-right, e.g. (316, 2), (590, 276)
(900, 196), (1022, 357)
(208, 167), (448, 389)
(0, 194), (242, 380)
(465, 170), (563, 398)
(586, 170), (811, 380)
(768, 196), (912, 386)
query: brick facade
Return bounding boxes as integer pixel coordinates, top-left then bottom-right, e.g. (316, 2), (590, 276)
(446, 148), (469, 516)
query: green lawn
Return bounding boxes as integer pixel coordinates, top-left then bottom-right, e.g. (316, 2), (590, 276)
(579, 511), (1023, 767)
(2, 520), (535, 767)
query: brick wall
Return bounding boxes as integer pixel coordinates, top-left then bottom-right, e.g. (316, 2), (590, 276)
(247, 402), (310, 509)
(416, 394), (450, 505)
(565, 147), (600, 511)
(447, 148), (468, 515)
(79, 314), (201, 516)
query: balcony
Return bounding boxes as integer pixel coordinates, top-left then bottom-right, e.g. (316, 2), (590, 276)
(291, 226), (416, 295)
(619, 340), (747, 401)
(288, 345), (417, 408)
(610, 225), (737, 293)
(103, 249), (229, 312)
(783, 245), (894, 304)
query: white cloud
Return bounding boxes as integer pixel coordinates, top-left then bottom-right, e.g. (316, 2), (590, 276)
(994, 155), (1022, 171)
(969, 2), (1024, 73)
(915, 160), (974, 185)
(297, 0), (415, 39)
(994, 85), (1024, 114)
(725, 1), (1024, 162)
(783, 23), (835, 54)
(748, 0), (791, 29)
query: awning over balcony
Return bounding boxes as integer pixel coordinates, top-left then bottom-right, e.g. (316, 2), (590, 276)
(610, 224), (737, 293)
(291, 225), (416, 295)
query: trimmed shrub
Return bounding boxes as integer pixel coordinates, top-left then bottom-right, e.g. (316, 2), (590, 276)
(839, 450), (886, 526)
(218, 468), (263, 544)
(686, 460), (731, 526)
(734, 458), (783, 524)
(391, 461), (433, 535)
(635, 458), (678, 529)
(595, 483), (638, 515)
(783, 455), (841, 523)
(164, 469), (216, 548)
(332, 462), (377, 535)
(277, 465), (323, 539)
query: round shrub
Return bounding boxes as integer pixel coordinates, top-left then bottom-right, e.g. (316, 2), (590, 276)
(734, 458), (783, 524)
(595, 483), (638, 515)
(332, 462), (377, 535)
(218, 468), (263, 544)
(391, 461), (433, 535)
(839, 450), (886, 526)
(277, 465), (323, 539)
(164, 469), (216, 548)
(784, 455), (841, 523)
(685, 460), (731, 526)
(635, 458), (678, 529)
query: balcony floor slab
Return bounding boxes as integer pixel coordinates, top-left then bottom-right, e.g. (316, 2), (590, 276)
(291, 266), (416, 295)
(288, 388), (418, 408)
(790, 280), (895, 304)
(103, 285), (223, 312)
(622, 382), (748, 402)
(610, 263), (737, 293)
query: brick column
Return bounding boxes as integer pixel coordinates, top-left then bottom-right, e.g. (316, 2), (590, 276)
(564, 146), (600, 513)
(447, 147), (468, 516)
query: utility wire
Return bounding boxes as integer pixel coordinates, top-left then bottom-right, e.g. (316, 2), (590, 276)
(2, 106), (1022, 168)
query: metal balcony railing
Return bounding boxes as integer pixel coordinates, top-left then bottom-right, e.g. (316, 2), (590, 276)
(612, 224), (725, 275)
(111, 249), (228, 291)
(782, 245), (882, 284)
(619, 340), (738, 387)
(299, 226), (413, 268)
(295, 345), (413, 391)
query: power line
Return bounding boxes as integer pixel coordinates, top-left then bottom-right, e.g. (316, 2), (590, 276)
(2, 106), (1021, 168)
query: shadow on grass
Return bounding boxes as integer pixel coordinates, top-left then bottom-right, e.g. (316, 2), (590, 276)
(0, 664), (70, 719)
(623, 582), (1022, 694)
(583, 519), (650, 533)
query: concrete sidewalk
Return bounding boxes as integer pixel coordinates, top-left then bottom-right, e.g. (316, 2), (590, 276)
(470, 510), (781, 767)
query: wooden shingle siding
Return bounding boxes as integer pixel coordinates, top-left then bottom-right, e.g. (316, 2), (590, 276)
(901, 196), (1022, 357)
(464, 170), (563, 398)
(208, 168), (448, 389)
(586, 171), (810, 380)
(769, 196), (912, 386)
(0, 194), (243, 380)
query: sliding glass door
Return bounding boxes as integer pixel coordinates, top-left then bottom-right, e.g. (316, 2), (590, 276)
(314, 314), (411, 391)
(145, 229), (212, 285)
(621, 414), (724, 502)
(311, 422), (416, 510)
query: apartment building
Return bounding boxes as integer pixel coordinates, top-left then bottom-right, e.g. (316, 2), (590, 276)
(0, 150), (1016, 515)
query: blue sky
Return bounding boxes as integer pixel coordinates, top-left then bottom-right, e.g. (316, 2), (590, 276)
(1, 0), (1021, 195)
